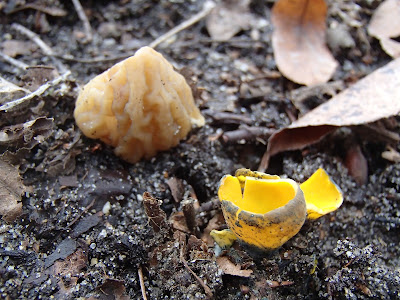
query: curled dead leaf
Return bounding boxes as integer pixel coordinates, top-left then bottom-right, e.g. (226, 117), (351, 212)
(206, 0), (253, 41)
(260, 57), (400, 171)
(271, 0), (338, 85)
(0, 159), (26, 222)
(216, 256), (253, 277)
(0, 117), (54, 164)
(368, 0), (400, 58)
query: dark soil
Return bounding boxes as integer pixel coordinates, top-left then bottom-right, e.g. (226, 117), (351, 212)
(1, 0), (399, 299)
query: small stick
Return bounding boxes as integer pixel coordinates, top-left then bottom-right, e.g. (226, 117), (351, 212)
(180, 246), (213, 298)
(71, 0), (93, 42)
(11, 23), (68, 73)
(203, 110), (252, 125)
(0, 70), (71, 112)
(67, 197), (96, 228)
(0, 52), (29, 70)
(11, 23), (54, 55)
(222, 125), (275, 143)
(149, 0), (216, 49)
(138, 266), (148, 300)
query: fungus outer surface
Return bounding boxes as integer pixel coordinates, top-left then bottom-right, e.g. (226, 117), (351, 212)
(74, 46), (204, 163)
(217, 169), (307, 251)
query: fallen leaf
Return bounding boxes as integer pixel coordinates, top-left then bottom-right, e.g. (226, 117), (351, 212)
(368, 0), (400, 58)
(143, 192), (170, 233)
(169, 211), (190, 233)
(260, 57), (400, 171)
(44, 238), (77, 269)
(0, 159), (25, 222)
(1, 40), (37, 57)
(216, 256), (253, 277)
(53, 248), (87, 295)
(0, 117), (54, 164)
(271, 0), (338, 85)
(21, 66), (59, 92)
(167, 177), (185, 203)
(0, 76), (29, 105)
(345, 145), (368, 185)
(206, 0), (253, 41)
(98, 279), (130, 300)
(71, 213), (102, 238)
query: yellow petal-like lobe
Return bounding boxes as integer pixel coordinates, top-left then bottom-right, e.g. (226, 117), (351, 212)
(300, 168), (343, 220)
(210, 229), (238, 248)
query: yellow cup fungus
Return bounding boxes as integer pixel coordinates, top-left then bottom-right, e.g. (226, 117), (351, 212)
(214, 168), (343, 252)
(218, 169), (307, 251)
(74, 46), (205, 163)
(300, 168), (343, 220)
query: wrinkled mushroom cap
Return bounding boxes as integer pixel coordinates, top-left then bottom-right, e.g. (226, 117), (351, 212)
(74, 46), (204, 163)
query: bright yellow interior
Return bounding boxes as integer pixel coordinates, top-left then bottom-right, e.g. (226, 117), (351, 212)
(218, 175), (297, 214)
(300, 168), (343, 213)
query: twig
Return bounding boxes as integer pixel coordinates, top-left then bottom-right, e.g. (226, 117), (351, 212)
(0, 70), (71, 112)
(67, 197), (96, 228)
(222, 125), (275, 143)
(149, 0), (216, 49)
(11, 23), (68, 73)
(0, 52), (29, 70)
(11, 23), (54, 55)
(56, 53), (132, 64)
(203, 110), (252, 125)
(180, 246), (213, 299)
(71, 0), (93, 42)
(138, 266), (148, 300)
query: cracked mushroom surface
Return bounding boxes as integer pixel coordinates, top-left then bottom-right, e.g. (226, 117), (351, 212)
(74, 46), (205, 163)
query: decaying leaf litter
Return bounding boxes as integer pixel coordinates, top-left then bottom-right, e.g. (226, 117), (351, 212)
(0, 0), (399, 299)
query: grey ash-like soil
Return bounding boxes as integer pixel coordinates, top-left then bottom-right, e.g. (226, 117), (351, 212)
(0, 0), (399, 299)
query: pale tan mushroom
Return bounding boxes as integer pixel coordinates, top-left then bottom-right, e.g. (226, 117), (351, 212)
(74, 46), (205, 163)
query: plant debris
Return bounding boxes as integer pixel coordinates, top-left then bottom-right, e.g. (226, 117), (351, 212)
(271, 0), (338, 85)
(0, 159), (25, 222)
(368, 0), (400, 58)
(261, 57), (400, 170)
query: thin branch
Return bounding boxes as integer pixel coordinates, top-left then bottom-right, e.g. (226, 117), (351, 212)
(0, 52), (29, 70)
(0, 70), (71, 112)
(222, 125), (275, 143)
(11, 23), (68, 73)
(180, 246), (213, 299)
(138, 266), (148, 300)
(11, 23), (54, 55)
(71, 0), (93, 42)
(149, 1), (216, 49)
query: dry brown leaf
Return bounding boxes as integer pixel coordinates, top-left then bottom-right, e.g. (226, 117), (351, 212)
(0, 117), (54, 163)
(368, 0), (400, 58)
(0, 77), (29, 105)
(0, 159), (25, 222)
(216, 256), (253, 277)
(259, 57), (400, 171)
(345, 145), (368, 185)
(271, 0), (338, 86)
(1, 40), (37, 58)
(206, 0), (253, 41)
(97, 279), (130, 300)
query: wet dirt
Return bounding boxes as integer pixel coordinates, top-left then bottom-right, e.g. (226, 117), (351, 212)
(0, 1), (399, 299)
